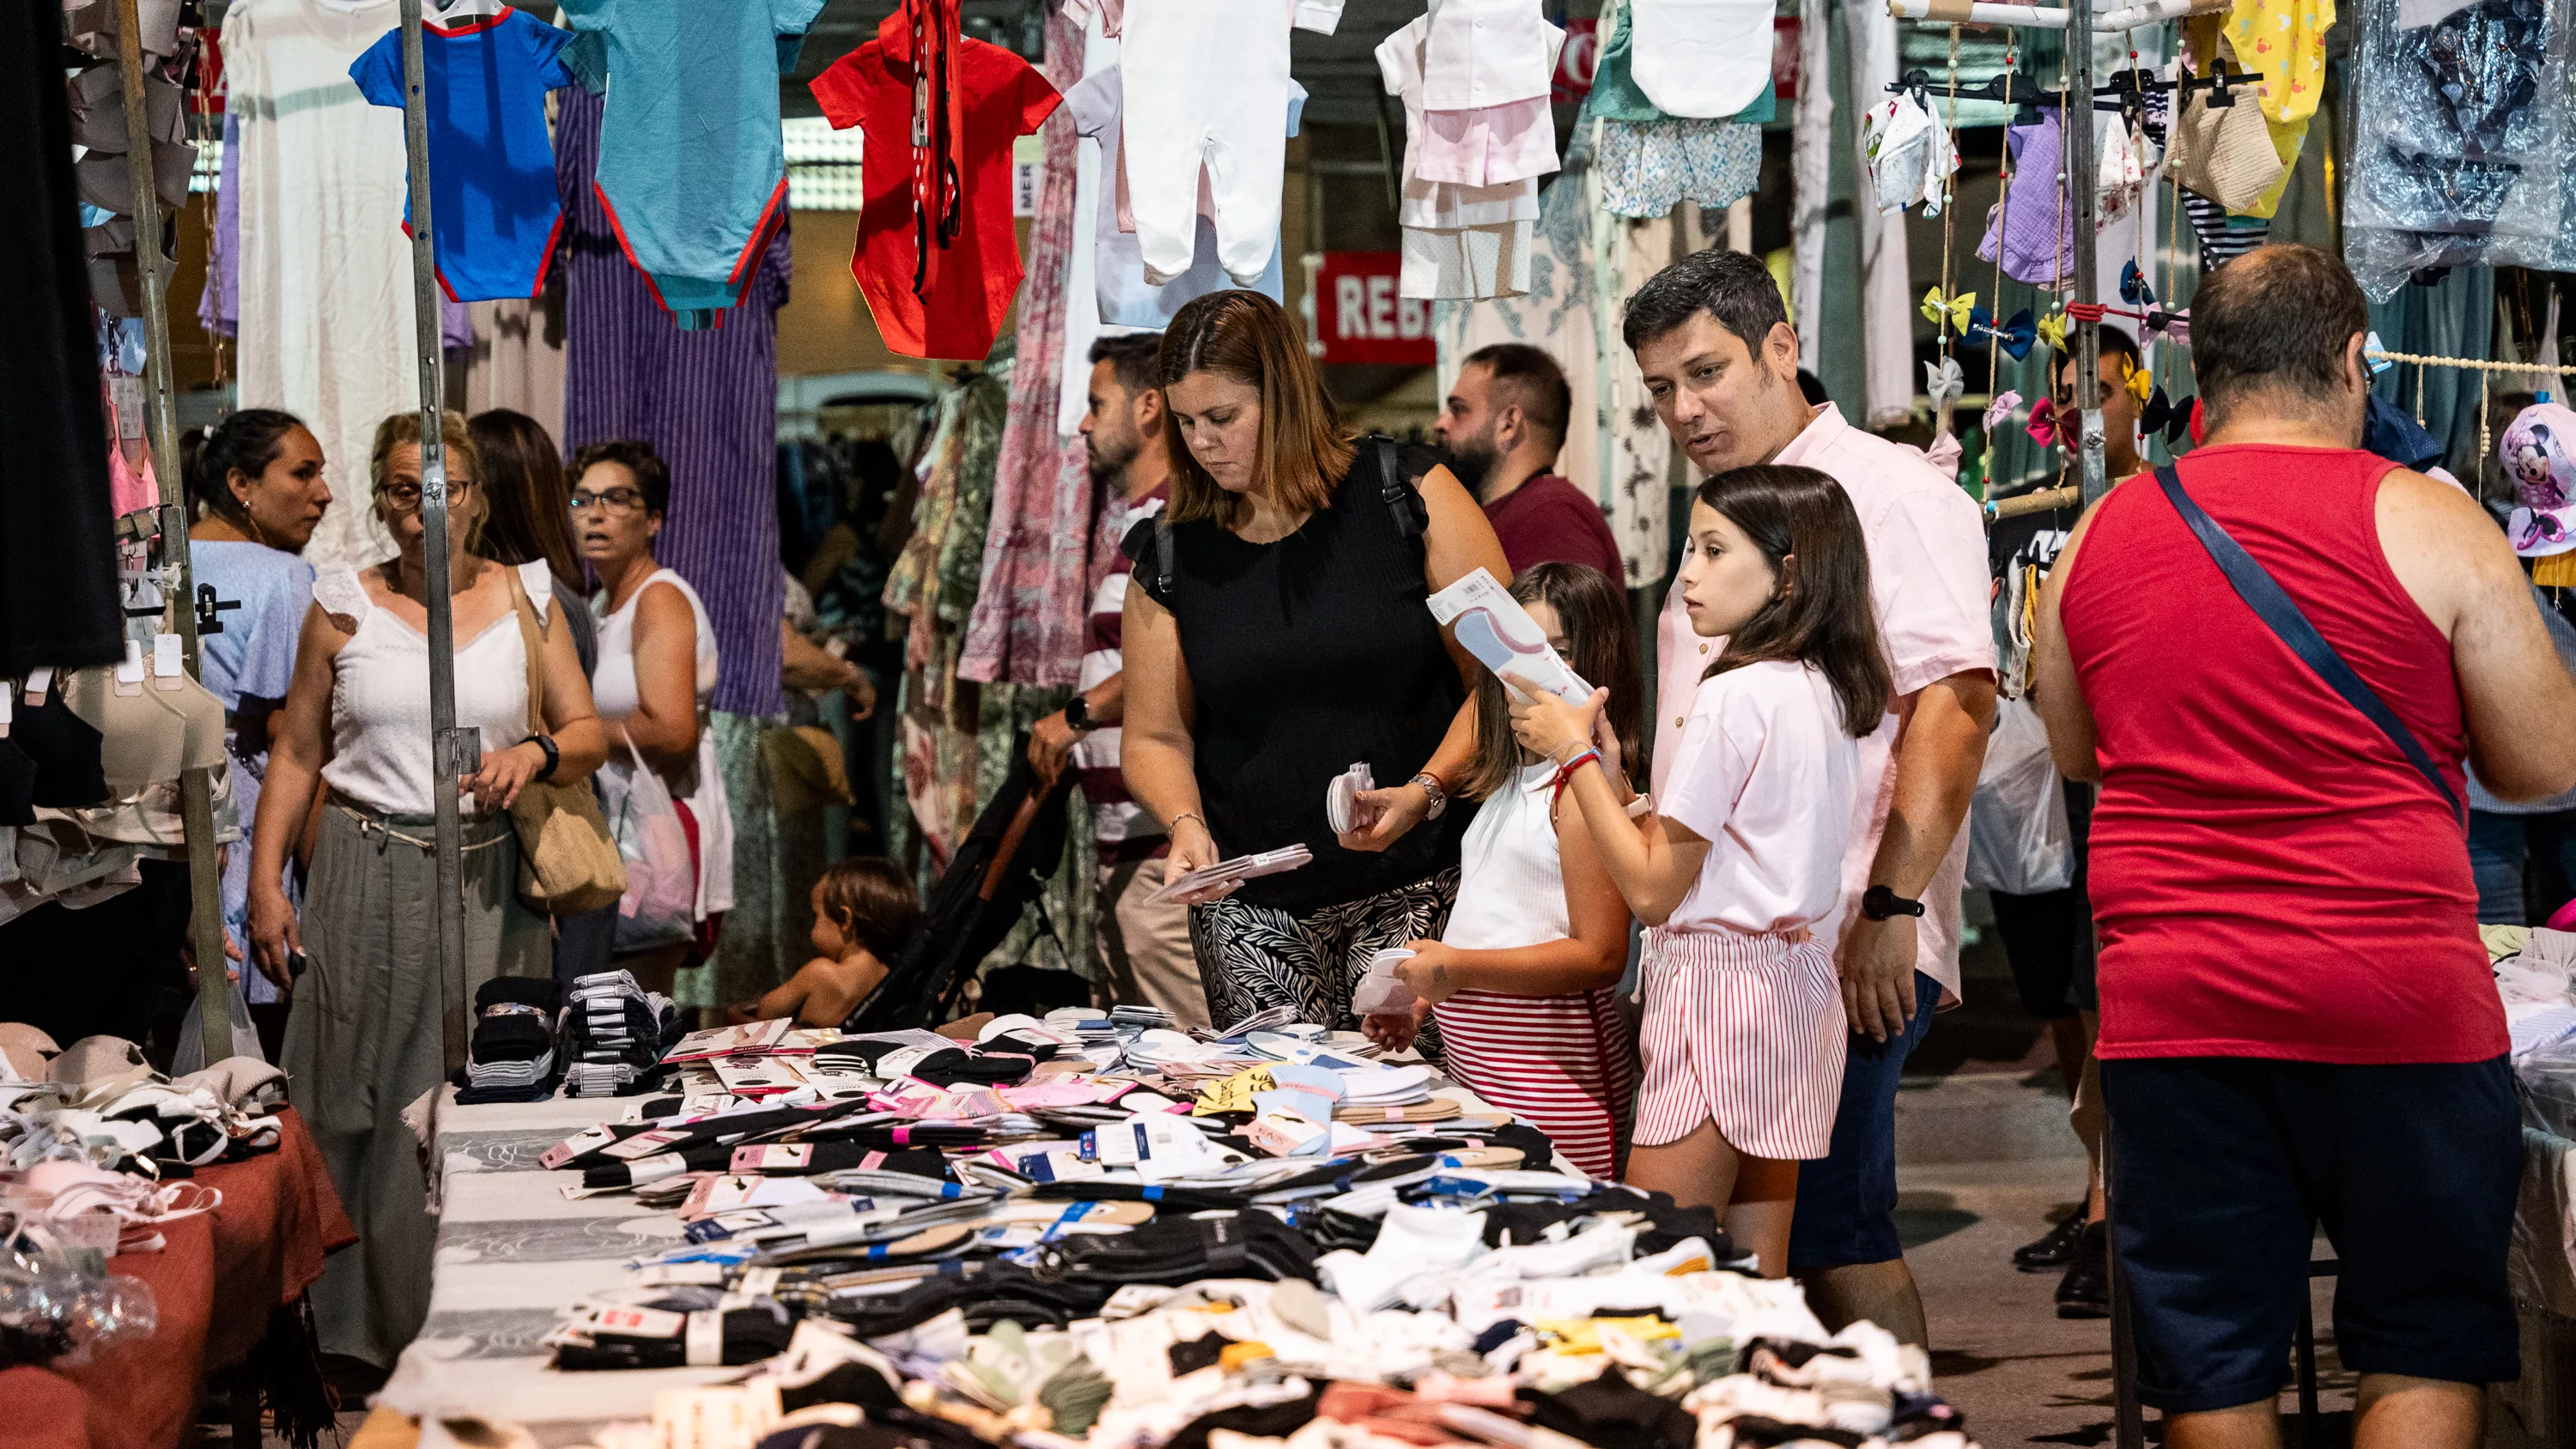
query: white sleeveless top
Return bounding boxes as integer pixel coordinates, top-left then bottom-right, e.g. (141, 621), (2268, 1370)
(592, 567), (732, 919)
(315, 561), (553, 820)
(1443, 760), (1573, 950)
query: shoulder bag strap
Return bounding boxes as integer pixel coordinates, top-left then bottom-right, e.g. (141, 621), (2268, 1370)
(2154, 463), (2464, 830)
(506, 566), (545, 738)
(1373, 435), (1424, 539)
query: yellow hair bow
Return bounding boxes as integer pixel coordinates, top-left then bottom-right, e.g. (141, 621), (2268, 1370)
(1920, 288), (1976, 332)
(2123, 359), (2154, 403)
(2035, 311), (2070, 353)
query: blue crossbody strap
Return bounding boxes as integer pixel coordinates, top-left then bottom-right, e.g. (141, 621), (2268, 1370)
(2154, 464), (2464, 831)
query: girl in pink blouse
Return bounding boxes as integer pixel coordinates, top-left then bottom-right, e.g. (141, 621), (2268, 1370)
(1510, 464), (1891, 1276)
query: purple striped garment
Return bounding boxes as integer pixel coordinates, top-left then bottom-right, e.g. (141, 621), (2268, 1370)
(556, 88), (787, 717)
(957, 11), (1095, 688)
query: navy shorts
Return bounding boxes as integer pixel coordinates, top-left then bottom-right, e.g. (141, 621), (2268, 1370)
(1787, 971), (1942, 1273)
(2100, 1055), (2523, 1414)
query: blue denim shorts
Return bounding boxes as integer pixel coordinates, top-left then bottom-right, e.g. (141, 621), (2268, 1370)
(1786, 971), (1942, 1273)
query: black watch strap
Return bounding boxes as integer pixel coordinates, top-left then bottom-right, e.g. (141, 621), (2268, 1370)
(1065, 694), (1094, 732)
(1862, 885), (1925, 921)
(527, 732), (561, 782)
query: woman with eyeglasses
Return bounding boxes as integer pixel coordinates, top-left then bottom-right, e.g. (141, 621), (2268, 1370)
(572, 440), (730, 997)
(246, 409), (605, 1367)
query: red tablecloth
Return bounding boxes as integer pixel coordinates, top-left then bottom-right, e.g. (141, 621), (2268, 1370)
(1, 1108), (355, 1449)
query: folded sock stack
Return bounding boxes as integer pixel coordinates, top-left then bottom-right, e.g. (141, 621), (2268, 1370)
(562, 970), (680, 1098)
(454, 978), (563, 1104)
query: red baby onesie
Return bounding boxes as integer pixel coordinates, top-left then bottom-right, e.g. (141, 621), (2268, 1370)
(811, 10), (1062, 360)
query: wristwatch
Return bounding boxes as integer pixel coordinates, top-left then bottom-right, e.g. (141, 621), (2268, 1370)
(526, 732), (561, 782)
(1408, 772), (1449, 820)
(1861, 885), (1925, 921)
(1064, 694), (1097, 732)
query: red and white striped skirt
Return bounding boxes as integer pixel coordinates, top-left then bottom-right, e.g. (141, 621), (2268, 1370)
(1432, 985), (1637, 1179)
(1631, 926), (1847, 1160)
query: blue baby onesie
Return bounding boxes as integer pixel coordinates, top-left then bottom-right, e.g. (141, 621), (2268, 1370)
(350, 8), (574, 302)
(557, 0), (828, 327)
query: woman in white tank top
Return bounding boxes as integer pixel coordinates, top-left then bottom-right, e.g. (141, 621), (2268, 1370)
(572, 441), (731, 994)
(245, 411), (606, 1366)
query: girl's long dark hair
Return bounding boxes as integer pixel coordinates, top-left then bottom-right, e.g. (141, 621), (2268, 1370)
(1698, 464), (1891, 738)
(1465, 562), (1644, 800)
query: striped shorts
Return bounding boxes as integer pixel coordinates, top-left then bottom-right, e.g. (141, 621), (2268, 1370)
(1631, 926), (1847, 1160)
(1432, 985), (1637, 1179)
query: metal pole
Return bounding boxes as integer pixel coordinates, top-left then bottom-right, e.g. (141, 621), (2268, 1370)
(112, 0), (233, 1065)
(2066, 5), (2109, 509)
(398, 0), (478, 1074)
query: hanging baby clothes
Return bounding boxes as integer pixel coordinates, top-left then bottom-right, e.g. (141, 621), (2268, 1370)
(961, 10), (1098, 689)
(1432, 134), (1674, 589)
(223, 0), (414, 571)
(1380, 16), (1560, 300)
(349, 8), (573, 302)
(1627, 0), (1776, 118)
(1119, 0), (1339, 290)
(556, 89), (787, 719)
(1, 0), (122, 677)
(1415, 0), (1558, 188)
(1066, 68), (1300, 326)
(1577, 3), (1765, 221)
(1863, 88), (1958, 216)
(811, 11), (1063, 361)
(2342, 0), (2567, 301)
(1978, 112), (2076, 290)
(2225, 0), (2333, 124)
(556, 0), (823, 327)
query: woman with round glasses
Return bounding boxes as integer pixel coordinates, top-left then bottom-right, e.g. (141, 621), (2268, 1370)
(248, 409), (605, 1366)
(572, 440), (729, 996)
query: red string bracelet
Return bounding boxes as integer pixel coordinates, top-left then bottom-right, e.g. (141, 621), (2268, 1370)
(1551, 749), (1601, 809)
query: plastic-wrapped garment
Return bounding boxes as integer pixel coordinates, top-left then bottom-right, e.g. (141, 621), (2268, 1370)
(1862, 89), (1957, 216)
(2344, 0), (2568, 300)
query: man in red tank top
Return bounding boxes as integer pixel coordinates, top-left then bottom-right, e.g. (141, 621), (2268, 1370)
(2032, 246), (2576, 1448)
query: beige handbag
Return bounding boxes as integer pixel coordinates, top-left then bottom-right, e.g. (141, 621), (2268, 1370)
(2168, 86), (2288, 213)
(505, 570), (627, 914)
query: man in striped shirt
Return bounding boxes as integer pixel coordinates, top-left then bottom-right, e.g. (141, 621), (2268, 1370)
(1027, 334), (1206, 1030)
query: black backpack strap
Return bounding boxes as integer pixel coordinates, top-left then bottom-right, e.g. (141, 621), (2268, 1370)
(1371, 435), (1425, 539)
(1155, 514), (1176, 598)
(2154, 464), (2465, 830)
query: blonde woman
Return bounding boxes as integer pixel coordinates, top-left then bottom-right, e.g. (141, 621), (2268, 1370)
(247, 409), (605, 1365)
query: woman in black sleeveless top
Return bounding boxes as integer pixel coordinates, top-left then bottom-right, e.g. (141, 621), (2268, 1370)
(1121, 291), (1512, 1032)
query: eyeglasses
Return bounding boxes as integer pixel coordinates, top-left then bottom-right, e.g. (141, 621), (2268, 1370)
(568, 488), (647, 516)
(375, 477), (476, 513)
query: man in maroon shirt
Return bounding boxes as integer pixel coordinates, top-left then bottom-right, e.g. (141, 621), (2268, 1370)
(1436, 344), (1623, 582)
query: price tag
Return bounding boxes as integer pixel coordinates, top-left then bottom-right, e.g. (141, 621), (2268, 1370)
(23, 668), (52, 706)
(116, 640), (145, 695)
(730, 1143), (811, 1173)
(1012, 134), (1044, 216)
(602, 1128), (688, 1161)
(574, 1303), (686, 1338)
(540, 1125), (617, 1169)
(152, 633), (183, 688)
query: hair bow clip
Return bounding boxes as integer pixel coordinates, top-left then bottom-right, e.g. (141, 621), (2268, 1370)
(2120, 260), (2157, 308)
(1984, 390), (2024, 434)
(2035, 311), (2071, 354)
(2138, 385), (2192, 444)
(2123, 359), (2154, 404)
(2025, 397), (2066, 450)
(2144, 308), (2190, 345)
(1966, 306), (2038, 361)
(1924, 357), (1965, 412)
(1921, 288), (1977, 333)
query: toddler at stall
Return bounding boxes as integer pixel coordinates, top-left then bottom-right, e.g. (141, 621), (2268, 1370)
(1358, 563), (1643, 1179)
(734, 858), (920, 1028)
(1510, 464), (1889, 1276)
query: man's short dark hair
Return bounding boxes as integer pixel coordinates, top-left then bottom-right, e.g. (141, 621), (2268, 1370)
(1621, 248), (1789, 358)
(2190, 245), (2368, 415)
(2056, 323), (2142, 378)
(1461, 343), (1571, 445)
(568, 438), (670, 516)
(1089, 332), (1162, 396)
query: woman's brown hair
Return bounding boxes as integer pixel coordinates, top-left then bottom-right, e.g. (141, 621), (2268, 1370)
(469, 409), (583, 583)
(814, 857), (920, 963)
(1695, 464), (1892, 738)
(1155, 289), (1355, 527)
(1464, 562), (1645, 801)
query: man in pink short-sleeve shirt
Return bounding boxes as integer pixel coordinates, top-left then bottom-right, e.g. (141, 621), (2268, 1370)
(1625, 251), (1995, 1345)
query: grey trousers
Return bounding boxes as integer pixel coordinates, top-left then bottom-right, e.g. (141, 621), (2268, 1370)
(283, 801), (549, 1366)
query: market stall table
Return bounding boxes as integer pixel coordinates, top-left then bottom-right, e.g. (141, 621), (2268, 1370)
(0, 1108), (355, 1449)
(375, 1075), (1581, 1439)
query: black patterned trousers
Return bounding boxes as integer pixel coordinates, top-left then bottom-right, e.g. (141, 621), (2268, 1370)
(1188, 868), (1460, 1036)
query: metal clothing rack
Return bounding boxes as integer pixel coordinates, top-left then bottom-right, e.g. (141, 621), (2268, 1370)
(111, 0), (230, 1064)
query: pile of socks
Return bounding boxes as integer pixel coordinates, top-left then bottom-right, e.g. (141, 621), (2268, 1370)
(453, 977), (562, 1104)
(562, 970), (681, 1098)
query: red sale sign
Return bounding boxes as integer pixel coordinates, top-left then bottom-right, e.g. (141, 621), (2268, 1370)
(1313, 252), (1436, 366)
